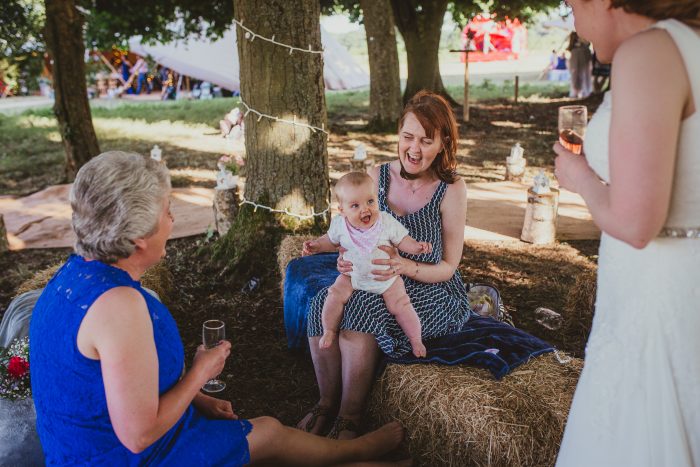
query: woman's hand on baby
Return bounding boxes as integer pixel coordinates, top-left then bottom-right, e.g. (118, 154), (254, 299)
(372, 245), (404, 281)
(194, 393), (238, 420)
(193, 340), (231, 382)
(337, 246), (353, 275)
(302, 239), (319, 256)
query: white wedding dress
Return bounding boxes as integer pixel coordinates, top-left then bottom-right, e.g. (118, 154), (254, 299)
(556, 20), (700, 467)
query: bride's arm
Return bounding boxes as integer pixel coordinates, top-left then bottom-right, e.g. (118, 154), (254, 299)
(555, 29), (688, 249)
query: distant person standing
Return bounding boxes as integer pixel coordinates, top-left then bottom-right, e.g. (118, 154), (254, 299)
(131, 57), (151, 95)
(567, 32), (593, 98)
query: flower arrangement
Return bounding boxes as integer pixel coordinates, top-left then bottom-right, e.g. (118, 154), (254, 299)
(0, 336), (31, 401)
(217, 155), (245, 176)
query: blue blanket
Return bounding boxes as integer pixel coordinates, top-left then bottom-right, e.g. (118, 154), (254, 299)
(283, 253), (554, 379)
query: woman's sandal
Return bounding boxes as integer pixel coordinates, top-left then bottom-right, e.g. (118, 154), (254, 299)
(299, 403), (334, 434)
(326, 416), (360, 439)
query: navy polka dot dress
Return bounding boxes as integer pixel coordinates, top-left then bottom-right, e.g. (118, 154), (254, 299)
(307, 164), (471, 357)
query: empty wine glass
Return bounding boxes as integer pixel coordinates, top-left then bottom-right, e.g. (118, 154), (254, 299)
(558, 105), (587, 155)
(202, 320), (226, 393)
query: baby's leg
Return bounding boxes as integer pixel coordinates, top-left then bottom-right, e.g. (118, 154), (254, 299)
(320, 274), (354, 349)
(382, 278), (426, 358)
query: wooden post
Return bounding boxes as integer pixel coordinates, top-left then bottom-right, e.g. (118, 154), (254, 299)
(521, 187), (559, 244)
(450, 42), (472, 122)
(0, 215), (8, 253)
(514, 75), (520, 104)
(350, 157), (374, 173)
(213, 187), (240, 236)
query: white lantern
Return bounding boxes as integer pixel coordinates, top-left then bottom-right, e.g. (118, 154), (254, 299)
(150, 145), (162, 162)
(353, 143), (367, 161)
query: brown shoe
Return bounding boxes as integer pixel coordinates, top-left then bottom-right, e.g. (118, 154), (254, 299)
(327, 416), (360, 440)
(297, 403), (334, 434)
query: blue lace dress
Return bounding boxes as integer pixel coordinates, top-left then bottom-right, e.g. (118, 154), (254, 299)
(29, 255), (252, 466)
(308, 164), (471, 357)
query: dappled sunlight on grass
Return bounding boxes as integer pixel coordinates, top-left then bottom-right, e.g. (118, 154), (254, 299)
(93, 118), (230, 155)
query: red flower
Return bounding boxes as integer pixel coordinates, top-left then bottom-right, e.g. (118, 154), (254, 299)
(7, 356), (29, 379)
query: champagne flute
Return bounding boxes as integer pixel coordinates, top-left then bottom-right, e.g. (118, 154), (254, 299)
(558, 105), (587, 155)
(202, 319), (226, 393)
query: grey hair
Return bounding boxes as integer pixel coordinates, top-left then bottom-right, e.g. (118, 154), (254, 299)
(70, 151), (171, 263)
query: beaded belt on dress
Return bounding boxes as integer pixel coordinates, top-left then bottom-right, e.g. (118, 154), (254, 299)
(658, 227), (700, 238)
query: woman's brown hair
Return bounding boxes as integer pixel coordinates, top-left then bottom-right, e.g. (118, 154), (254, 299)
(398, 90), (459, 183)
(610, 0), (700, 27)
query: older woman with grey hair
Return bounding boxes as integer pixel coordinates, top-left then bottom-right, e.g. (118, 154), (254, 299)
(29, 151), (404, 466)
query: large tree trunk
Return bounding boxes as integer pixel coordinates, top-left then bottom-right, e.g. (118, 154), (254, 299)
(360, 0), (402, 132)
(218, 0), (329, 278)
(391, 0), (456, 105)
(44, 0), (100, 180)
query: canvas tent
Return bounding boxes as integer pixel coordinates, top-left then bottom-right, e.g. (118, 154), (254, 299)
(128, 24), (369, 91)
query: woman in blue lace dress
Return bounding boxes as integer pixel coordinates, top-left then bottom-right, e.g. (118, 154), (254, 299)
(298, 91), (471, 439)
(29, 151), (403, 466)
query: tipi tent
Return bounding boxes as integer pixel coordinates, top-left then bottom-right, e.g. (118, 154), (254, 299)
(128, 24), (369, 91)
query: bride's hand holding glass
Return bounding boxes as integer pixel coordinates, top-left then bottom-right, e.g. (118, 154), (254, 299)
(553, 142), (595, 194)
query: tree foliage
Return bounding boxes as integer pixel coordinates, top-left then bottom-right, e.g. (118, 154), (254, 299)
(85, 0), (234, 48)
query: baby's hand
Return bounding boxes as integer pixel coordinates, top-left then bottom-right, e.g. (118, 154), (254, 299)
(417, 242), (433, 254)
(302, 240), (319, 256)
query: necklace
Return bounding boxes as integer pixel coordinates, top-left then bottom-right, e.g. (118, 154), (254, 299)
(407, 179), (433, 195)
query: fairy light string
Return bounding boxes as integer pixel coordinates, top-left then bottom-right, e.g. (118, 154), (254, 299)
(238, 98), (329, 137)
(229, 19), (330, 219)
(238, 196), (330, 220)
(233, 19), (324, 55)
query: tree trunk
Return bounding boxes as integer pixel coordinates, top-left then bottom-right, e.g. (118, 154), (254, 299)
(217, 0), (329, 278)
(44, 0), (100, 180)
(234, 0), (329, 223)
(391, 0), (456, 105)
(360, 0), (402, 132)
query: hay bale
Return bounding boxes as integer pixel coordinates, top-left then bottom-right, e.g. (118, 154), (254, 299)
(562, 269), (597, 350)
(15, 265), (61, 297)
(277, 235), (315, 285)
(141, 261), (175, 307)
(15, 261), (174, 307)
(368, 353), (583, 467)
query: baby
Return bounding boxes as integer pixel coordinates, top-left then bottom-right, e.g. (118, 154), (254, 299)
(302, 172), (431, 358)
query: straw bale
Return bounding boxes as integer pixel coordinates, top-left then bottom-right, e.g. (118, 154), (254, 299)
(277, 235), (315, 285)
(368, 353), (583, 467)
(563, 269), (597, 349)
(15, 261), (174, 307)
(15, 264), (61, 297)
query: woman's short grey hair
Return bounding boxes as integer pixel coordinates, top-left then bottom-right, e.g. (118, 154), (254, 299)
(70, 151), (171, 263)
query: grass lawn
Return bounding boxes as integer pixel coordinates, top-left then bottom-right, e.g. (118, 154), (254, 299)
(0, 83), (601, 441)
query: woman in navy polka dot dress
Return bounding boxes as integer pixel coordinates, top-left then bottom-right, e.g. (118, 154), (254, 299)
(299, 91), (471, 439)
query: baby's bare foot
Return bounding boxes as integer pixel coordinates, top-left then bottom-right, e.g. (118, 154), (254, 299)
(319, 330), (337, 349)
(410, 340), (426, 358)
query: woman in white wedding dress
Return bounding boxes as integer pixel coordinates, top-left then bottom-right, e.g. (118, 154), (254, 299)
(553, 1), (700, 466)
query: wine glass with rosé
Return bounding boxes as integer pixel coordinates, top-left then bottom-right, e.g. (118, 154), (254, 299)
(558, 105), (587, 155)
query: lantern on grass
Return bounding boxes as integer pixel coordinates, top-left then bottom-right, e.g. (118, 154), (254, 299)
(150, 145), (162, 162)
(350, 143), (373, 172)
(505, 142), (526, 181)
(521, 170), (559, 244)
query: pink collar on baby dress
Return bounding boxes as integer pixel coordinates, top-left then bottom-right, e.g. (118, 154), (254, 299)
(345, 215), (382, 256)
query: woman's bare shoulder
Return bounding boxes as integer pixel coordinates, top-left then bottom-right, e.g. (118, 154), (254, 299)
(614, 27), (683, 69)
(442, 176), (467, 207)
(613, 27), (690, 108)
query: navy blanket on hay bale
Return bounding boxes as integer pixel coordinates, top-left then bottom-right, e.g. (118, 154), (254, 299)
(278, 235), (583, 466)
